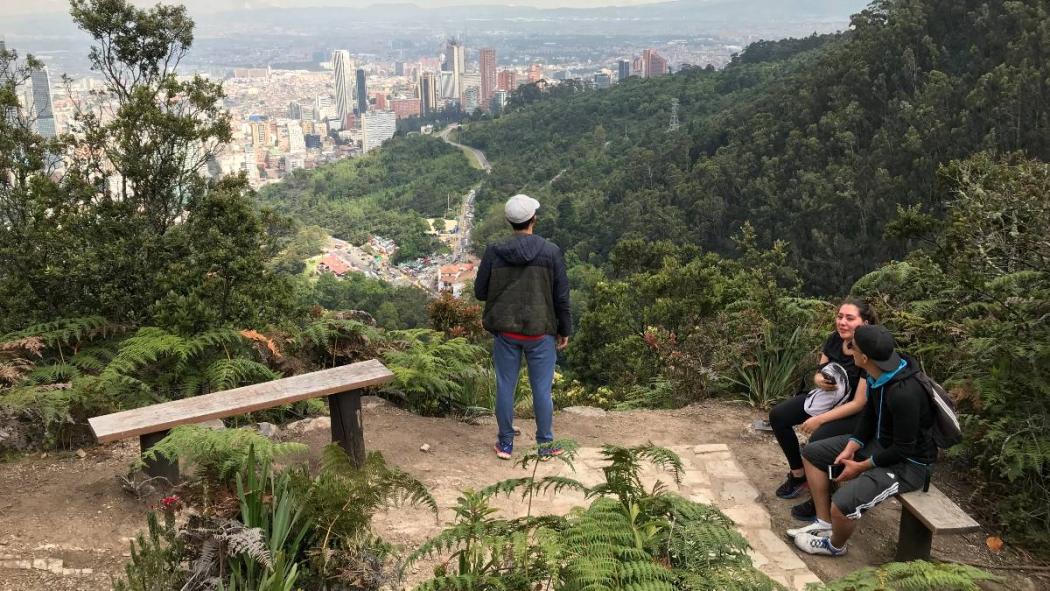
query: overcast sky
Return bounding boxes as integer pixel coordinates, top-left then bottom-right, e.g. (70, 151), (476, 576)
(0, 0), (672, 17)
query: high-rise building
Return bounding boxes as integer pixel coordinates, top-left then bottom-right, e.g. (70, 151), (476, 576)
(288, 101), (302, 119)
(463, 86), (480, 112)
(527, 63), (543, 83)
(497, 69), (516, 91)
(355, 68), (368, 115)
(332, 50), (356, 125)
(314, 95), (335, 121)
(479, 48), (496, 105)
(361, 111), (396, 152)
(641, 49), (669, 78)
(394, 61), (406, 76)
(491, 89), (508, 113)
(438, 71), (456, 100)
(419, 72), (437, 116)
(29, 66), (57, 138)
(287, 121), (306, 154)
(445, 39), (465, 100)
(594, 73), (612, 89)
(390, 98), (421, 119)
(618, 59), (631, 82)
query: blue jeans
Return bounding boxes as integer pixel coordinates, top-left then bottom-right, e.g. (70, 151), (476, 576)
(493, 333), (556, 447)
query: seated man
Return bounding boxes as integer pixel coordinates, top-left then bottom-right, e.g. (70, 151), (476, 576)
(787, 324), (936, 556)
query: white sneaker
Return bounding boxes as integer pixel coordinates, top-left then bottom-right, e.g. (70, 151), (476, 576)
(794, 532), (847, 556)
(786, 521), (831, 539)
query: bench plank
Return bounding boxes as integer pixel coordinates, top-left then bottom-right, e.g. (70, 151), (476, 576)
(88, 360), (394, 443)
(899, 485), (980, 534)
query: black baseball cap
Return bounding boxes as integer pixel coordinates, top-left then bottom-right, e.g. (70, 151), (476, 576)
(853, 325), (902, 372)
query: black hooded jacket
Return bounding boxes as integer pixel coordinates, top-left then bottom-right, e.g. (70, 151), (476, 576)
(474, 234), (571, 337)
(850, 354), (937, 467)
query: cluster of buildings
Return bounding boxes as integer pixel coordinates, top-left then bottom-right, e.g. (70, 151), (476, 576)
(5, 34), (672, 190)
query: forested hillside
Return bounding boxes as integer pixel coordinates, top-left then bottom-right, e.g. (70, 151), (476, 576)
(459, 0), (1050, 546)
(463, 0), (1050, 294)
(258, 135), (483, 262)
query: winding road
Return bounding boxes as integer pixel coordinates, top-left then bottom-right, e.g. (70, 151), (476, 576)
(439, 124), (492, 173)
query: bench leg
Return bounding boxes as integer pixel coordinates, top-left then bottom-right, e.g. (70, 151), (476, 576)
(329, 389), (365, 469)
(896, 508), (933, 561)
(140, 430), (179, 484)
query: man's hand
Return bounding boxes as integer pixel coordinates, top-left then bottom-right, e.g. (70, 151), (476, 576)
(834, 440), (861, 466)
(799, 416), (824, 436)
(834, 458), (871, 483)
(815, 372), (837, 391)
(556, 335), (569, 351)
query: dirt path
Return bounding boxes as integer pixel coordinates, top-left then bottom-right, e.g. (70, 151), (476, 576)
(0, 400), (1040, 590)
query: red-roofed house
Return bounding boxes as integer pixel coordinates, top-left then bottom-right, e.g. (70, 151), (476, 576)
(438, 261), (477, 297)
(318, 254), (351, 277)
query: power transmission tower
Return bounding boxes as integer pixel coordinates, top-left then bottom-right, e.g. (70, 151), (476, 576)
(667, 98), (680, 132)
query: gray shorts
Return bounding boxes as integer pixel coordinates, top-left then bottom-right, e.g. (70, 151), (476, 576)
(802, 434), (929, 520)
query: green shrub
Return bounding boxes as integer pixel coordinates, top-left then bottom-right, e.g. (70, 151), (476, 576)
(811, 560), (998, 590)
(140, 426), (307, 485)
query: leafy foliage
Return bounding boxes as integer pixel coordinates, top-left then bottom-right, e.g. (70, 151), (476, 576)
(382, 329), (488, 415)
(257, 134), (482, 263)
(461, 0), (1050, 296)
(811, 560), (999, 591)
(140, 426), (307, 485)
(290, 443), (436, 584)
(113, 510), (187, 591)
(854, 154), (1050, 547)
(415, 442), (780, 591)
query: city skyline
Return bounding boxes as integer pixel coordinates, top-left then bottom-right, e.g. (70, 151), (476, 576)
(0, 0), (675, 17)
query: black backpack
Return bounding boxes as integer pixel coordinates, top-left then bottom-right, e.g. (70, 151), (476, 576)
(914, 372), (963, 449)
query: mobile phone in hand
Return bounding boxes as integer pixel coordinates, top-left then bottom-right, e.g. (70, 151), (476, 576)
(828, 463), (845, 479)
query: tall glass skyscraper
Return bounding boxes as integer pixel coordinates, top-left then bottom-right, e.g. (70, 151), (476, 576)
(331, 50), (356, 126)
(355, 68), (368, 115)
(30, 66), (57, 138)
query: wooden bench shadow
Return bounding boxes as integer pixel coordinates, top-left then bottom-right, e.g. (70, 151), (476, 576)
(88, 359), (395, 483)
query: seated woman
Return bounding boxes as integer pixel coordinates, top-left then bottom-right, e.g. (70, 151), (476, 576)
(769, 297), (877, 520)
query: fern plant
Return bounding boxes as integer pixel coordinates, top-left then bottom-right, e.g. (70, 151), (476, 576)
(811, 560), (999, 591)
(560, 498), (677, 591)
(140, 425), (307, 485)
(113, 510), (187, 591)
(382, 328), (487, 415)
(413, 441), (779, 591)
(290, 444), (437, 586)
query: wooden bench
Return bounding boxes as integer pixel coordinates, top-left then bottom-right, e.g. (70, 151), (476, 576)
(896, 485), (979, 561)
(88, 359), (395, 482)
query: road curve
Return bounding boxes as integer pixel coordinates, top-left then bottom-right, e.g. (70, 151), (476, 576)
(438, 124), (492, 173)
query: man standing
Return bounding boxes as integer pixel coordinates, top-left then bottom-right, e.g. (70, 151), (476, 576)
(788, 324), (936, 555)
(474, 194), (571, 460)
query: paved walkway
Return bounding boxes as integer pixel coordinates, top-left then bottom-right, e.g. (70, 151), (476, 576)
(459, 444), (821, 590)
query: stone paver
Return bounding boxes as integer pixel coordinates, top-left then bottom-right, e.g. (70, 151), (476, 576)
(474, 444), (820, 588)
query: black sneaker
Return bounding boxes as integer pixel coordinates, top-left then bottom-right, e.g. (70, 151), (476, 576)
(791, 498), (817, 521)
(775, 473), (809, 499)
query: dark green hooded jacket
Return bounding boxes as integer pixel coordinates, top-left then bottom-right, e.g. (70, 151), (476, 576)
(474, 234), (572, 337)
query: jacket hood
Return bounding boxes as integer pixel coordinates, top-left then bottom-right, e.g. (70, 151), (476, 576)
(493, 234), (547, 266)
(885, 353), (921, 385)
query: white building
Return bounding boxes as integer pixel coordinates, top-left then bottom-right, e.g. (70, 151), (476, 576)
(287, 121), (306, 154)
(331, 50), (356, 125)
(361, 111), (396, 153)
(438, 71), (456, 100)
(463, 86), (480, 112)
